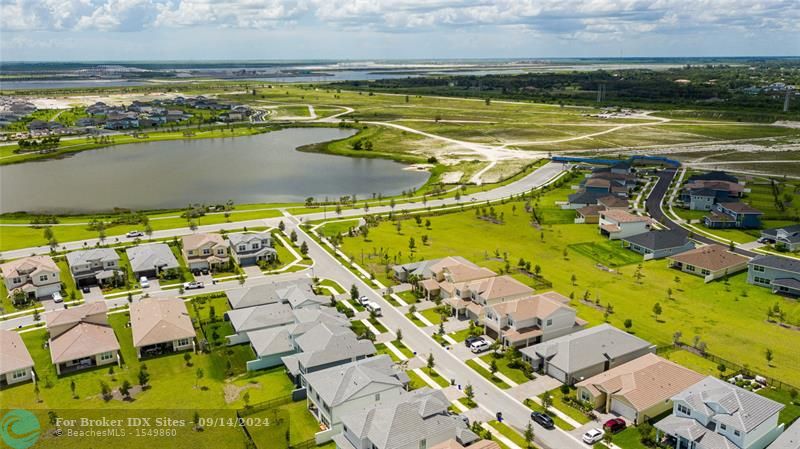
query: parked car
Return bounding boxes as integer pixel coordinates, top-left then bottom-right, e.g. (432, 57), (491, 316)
(531, 411), (555, 429)
(52, 292), (63, 303)
(469, 339), (490, 353)
(183, 281), (204, 290)
(140, 277), (150, 288)
(201, 268), (210, 275)
(126, 230), (144, 238)
(603, 418), (626, 434)
(358, 295), (370, 305)
(465, 336), (484, 347)
(582, 428), (605, 444)
(366, 302), (382, 316)
(82, 286), (91, 294)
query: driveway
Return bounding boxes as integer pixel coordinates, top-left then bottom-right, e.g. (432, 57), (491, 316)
(82, 286), (105, 303)
(243, 265), (264, 279)
(507, 375), (562, 402)
(39, 298), (65, 312)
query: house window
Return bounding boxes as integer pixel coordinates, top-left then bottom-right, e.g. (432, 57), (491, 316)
(700, 269), (710, 276)
(11, 369), (27, 379)
(106, 262), (115, 267)
(546, 319), (553, 326)
(99, 351), (114, 361)
(238, 245), (246, 251)
(419, 439), (426, 449)
(720, 424), (726, 431)
(686, 265), (695, 272)
(677, 404), (691, 415)
(252, 244), (260, 250)
(177, 338), (191, 346)
(753, 265), (765, 272)
(12, 277), (20, 284)
(216, 249), (225, 255)
(202, 249), (211, 255)
(38, 275), (48, 282)
(375, 393), (380, 401)
(754, 277), (771, 285)
(734, 430), (740, 436)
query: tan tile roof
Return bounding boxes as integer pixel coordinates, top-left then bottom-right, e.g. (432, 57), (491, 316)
(465, 275), (533, 301)
(181, 233), (227, 251)
(428, 256), (475, 275)
(577, 205), (606, 217)
(576, 353), (705, 411)
(601, 223), (621, 233)
(420, 278), (440, 291)
(601, 209), (650, 223)
(488, 293), (571, 321)
(0, 255), (59, 278)
(443, 264), (497, 283)
(0, 329), (34, 374)
(668, 244), (750, 272)
(45, 301), (108, 328)
(49, 322), (119, 364)
(130, 298), (196, 348)
(598, 195), (629, 208)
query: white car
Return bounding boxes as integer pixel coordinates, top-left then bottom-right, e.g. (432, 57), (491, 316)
(358, 295), (370, 305)
(469, 340), (490, 353)
(140, 276), (150, 288)
(126, 230), (144, 238)
(366, 302), (382, 316)
(183, 281), (205, 290)
(582, 428), (605, 445)
(52, 292), (63, 303)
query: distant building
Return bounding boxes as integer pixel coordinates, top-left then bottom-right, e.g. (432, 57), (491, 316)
(760, 224), (800, 252)
(704, 203), (763, 229)
(667, 244), (750, 282)
(748, 255), (800, 297)
(0, 255), (62, 302)
(622, 230), (695, 260)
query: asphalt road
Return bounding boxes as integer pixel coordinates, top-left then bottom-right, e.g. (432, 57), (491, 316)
(645, 168), (756, 257)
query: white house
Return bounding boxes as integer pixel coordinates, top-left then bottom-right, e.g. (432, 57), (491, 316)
(598, 210), (651, 240)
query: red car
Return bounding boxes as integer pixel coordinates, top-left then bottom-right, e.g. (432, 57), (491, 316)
(603, 418), (626, 434)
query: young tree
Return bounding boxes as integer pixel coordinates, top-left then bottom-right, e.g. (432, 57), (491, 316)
(350, 284), (359, 301)
(427, 353), (435, 371)
(717, 363), (727, 378)
(541, 391), (553, 411)
(524, 422), (535, 449)
(490, 359), (498, 377)
(766, 348), (774, 366)
(34, 382), (40, 402)
(653, 302), (663, 320)
(465, 383), (474, 403)
(195, 368), (204, 388)
(120, 380), (132, 399)
(278, 221), (285, 231)
(624, 319), (633, 331)
(395, 328), (402, 342)
(300, 241), (309, 255)
(408, 237), (416, 252)
(100, 381), (111, 400)
(184, 352), (192, 367)
(138, 367), (150, 388)
(243, 391), (251, 408)
(290, 230), (297, 242)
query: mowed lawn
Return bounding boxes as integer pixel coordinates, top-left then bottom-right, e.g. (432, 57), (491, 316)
(337, 189), (800, 384)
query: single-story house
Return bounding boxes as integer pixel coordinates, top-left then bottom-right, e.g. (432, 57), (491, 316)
(66, 248), (122, 287)
(566, 191), (611, 209)
(225, 279), (315, 309)
(225, 302), (294, 345)
(305, 355), (409, 438)
(228, 232), (277, 266)
(575, 353), (705, 424)
(667, 244), (750, 282)
(704, 202), (763, 229)
(621, 230), (695, 260)
(45, 302), (120, 375)
(391, 256), (478, 282)
(598, 195), (629, 210)
(748, 255), (800, 297)
(182, 233), (230, 271)
(599, 210), (652, 240)
(130, 297), (196, 359)
(482, 292), (586, 348)
(520, 323), (656, 385)
(760, 224), (800, 252)
(126, 243), (180, 279)
(0, 329), (35, 386)
(575, 205), (605, 224)
(1, 255), (62, 301)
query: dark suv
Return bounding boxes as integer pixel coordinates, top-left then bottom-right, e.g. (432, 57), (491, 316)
(464, 336), (484, 347)
(530, 411), (555, 429)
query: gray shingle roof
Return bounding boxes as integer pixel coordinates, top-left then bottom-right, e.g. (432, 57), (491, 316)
(768, 419), (800, 449)
(226, 279), (314, 309)
(749, 255), (800, 275)
(762, 224), (800, 244)
(227, 232), (271, 247)
(292, 323), (375, 370)
(126, 243), (179, 274)
(227, 303), (294, 333)
(248, 327), (294, 357)
(304, 355), (407, 407)
(655, 415), (739, 449)
(66, 248), (119, 266)
(520, 323), (654, 373)
(622, 230), (691, 251)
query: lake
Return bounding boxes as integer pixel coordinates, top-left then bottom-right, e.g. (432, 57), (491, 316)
(0, 128), (430, 214)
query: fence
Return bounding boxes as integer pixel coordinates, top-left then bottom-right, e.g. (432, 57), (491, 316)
(237, 394), (323, 449)
(239, 393), (294, 417)
(662, 343), (800, 392)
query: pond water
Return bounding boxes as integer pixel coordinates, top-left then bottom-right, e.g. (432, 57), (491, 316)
(0, 127), (429, 213)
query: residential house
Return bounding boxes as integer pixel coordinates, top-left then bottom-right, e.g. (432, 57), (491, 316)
(443, 275), (534, 320)
(704, 203), (763, 229)
(66, 248), (122, 287)
(305, 355), (409, 439)
(748, 255), (800, 297)
(575, 353), (705, 424)
(566, 191), (612, 209)
(1, 255), (62, 302)
(332, 388), (482, 449)
(225, 279), (316, 309)
(760, 224), (800, 252)
(130, 298), (196, 359)
(575, 204), (606, 224)
(598, 195), (629, 210)
(0, 330), (34, 385)
(767, 419), (800, 449)
(126, 243), (180, 279)
(44, 302), (120, 375)
(655, 376), (785, 449)
(520, 323), (656, 385)
(482, 292), (586, 348)
(685, 188), (718, 211)
(226, 305), (348, 345)
(687, 171), (739, 184)
(228, 232), (276, 266)
(86, 102), (110, 115)
(668, 244), (750, 282)
(182, 233), (230, 271)
(598, 209), (651, 240)
(391, 256), (477, 282)
(430, 440), (500, 449)
(681, 181), (745, 210)
(621, 230), (696, 260)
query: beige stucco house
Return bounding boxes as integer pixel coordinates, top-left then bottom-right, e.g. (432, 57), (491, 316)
(0, 329), (35, 385)
(182, 233), (230, 271)
(44, 302), (120, 375)
(1, 255), (62, 302)
(130, 297), (196, 359)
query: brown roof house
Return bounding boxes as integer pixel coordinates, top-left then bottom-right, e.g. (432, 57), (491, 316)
(0, 329), (35, 385)
(482, 292), (587, 348)
(443, 275), (534, 320)
(130, 297), (196, 359)
(668, 244), (750, 282)
(575, 353), (705, 424)
(575, 205), (606, 224)
(45, 302), (120, 375)
(182, 233), (230, 272)
(1, 255), (62, 303)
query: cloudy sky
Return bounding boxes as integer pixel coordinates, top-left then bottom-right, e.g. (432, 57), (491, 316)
(1, 0), (798, 61)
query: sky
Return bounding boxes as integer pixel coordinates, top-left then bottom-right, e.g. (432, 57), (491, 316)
(1, 0), (799, 61)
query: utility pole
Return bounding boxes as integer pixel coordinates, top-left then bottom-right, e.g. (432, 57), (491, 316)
(784, 90), (791, 113)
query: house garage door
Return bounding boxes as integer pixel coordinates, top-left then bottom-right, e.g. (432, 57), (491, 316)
(610, 398), (637, 422)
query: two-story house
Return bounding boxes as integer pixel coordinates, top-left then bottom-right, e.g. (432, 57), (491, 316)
(747, 255), (800, 297)
(655, 376), (785, 449)
(333, 388), (482, 449)
(44, 302), (120, 375)
(760, 224), (800, 252)
(482, 292), (586, 348)
(228, 232), (277, 266)
(598, 209), (652, 240)
(65, 248), (122, 287)
(704, 203), (763, 229)
(182, 233), (230, 271)
(305, 355), (409, 441)
(443, 275), (534, 320)
(0, 255), (62, 302)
